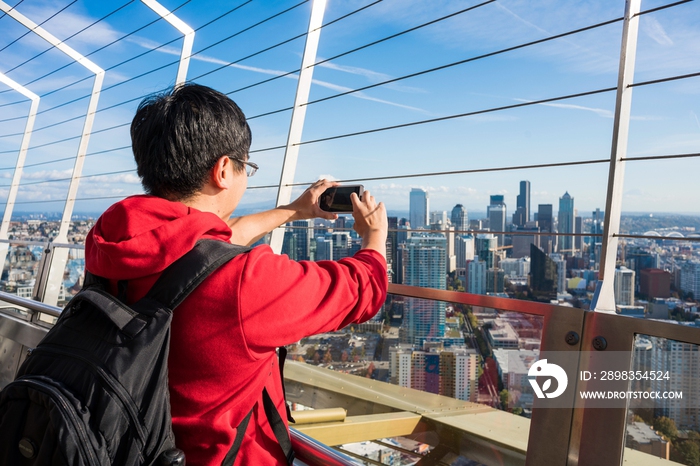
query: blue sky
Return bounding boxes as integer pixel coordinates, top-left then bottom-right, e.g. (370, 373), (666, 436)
(0, 0), (698, 219)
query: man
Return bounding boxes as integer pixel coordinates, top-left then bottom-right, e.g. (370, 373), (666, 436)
(85, 84), (388, 465)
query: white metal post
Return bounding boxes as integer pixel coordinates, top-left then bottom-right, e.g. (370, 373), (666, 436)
(591, 0), (641, 313)
(269, 0), (328, 254)
(0, 74), (39, 235)
(141, 0), (195, 86)
(0, 1), (105, 306)
(0, 72), (40, 271)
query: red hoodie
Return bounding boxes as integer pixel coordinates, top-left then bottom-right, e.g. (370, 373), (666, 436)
(85, 195), (387, 465)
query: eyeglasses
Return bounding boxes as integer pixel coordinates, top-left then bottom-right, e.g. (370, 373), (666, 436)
(228, 156), (258, 177)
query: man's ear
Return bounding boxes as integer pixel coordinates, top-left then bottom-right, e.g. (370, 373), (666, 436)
(211, 155), (232, 189)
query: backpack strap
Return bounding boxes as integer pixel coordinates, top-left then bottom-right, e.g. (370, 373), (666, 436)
(221, 389), (294, 466)
(262, 387), (295, 465)
(146, 240), (250, 309)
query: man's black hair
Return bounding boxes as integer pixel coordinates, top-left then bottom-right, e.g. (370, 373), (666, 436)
(131, 83), (251, 200)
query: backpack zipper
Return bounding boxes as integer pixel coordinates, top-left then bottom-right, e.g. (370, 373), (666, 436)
(16, 377), (100, 466)
(30, 345), (148, 444)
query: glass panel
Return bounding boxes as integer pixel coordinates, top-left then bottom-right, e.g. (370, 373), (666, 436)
(625, 334), (700, 465)
(287, 290), (545, 465)
(59, 246), (86, 306)
(0, 242), (47, 299)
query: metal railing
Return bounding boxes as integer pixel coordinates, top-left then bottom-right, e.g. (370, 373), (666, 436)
(1, 263), (698, 465)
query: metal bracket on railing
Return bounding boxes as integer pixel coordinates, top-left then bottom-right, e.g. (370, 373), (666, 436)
(31, 244), (56, 314)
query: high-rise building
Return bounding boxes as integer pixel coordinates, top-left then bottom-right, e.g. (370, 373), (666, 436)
(410, 188), (429, 230)
(575, 216), (583, 252)
(650, 337), (700, 430)
(454, 235), (475, 270)
(445, 226), (456, 274)
(281, 230), (297, 260)
(558, 192), (575, 254)
(291, 219), (313, 261)
(405, 235), (446, 345)
(639, 268), (671, 299)
(391, 346), (479, 402)
(589, 208), (605, 266)
(430, 211), (448, 227)
(537, 204), (554, 254)
(529, 244), (558, 301)
(315, 237), (333, 261)
(512, 223), (540, 259)
(614, 266), (635, 306)
(467, 258), (486, 295)
(331, 232), (351, 261)
(626, 246), (659, 289)
(387, 216), (398, 283)
(488, 195), (507, 246)
(475, 234), (497, 269)
(549, 253), (567, 293)
(680, 261), (700, 299)
(513, 181), (530, 227)
(500, 257), (531, 277)
(451, 204), (468, 232)
(486, 268), (505, 293)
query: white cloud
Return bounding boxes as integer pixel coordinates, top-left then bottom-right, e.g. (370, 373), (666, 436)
(514, 98), (613, 118)
(82, 173), (140, 184)
(642, 16), (673, 46)
(128, 37), (429, 113)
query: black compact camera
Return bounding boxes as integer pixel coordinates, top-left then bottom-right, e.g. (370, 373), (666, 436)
(319, 185), (364, 213)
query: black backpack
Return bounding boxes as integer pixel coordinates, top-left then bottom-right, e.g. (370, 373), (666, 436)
(0, 239), (282, 466)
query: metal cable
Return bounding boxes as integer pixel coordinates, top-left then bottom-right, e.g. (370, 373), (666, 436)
(0, 0), (306, 120)
(0, 0), (195, 96)
(0, 169), (136, 187)
(0, 0), (254, 108)
(0, 194), (141, 205)
(245, 0), (691, 119)
(229, 0), (501, 98)
(191, 0), (383, 82)
(0, 146), (131, 171)
(0, 0), (25, 21)
(0, 0), (76, 54)
(0, 0), (381, 138)
(283, 223), (604, 239)
(250, 86), (617, 154)
(2, 1), (135, 75)
(246, 158), (611, 189)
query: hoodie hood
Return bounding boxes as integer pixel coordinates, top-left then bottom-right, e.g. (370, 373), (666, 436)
(86, 195), (232, 280)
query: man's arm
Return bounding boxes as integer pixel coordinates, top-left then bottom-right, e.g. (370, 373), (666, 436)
(227, 179), (339, 246)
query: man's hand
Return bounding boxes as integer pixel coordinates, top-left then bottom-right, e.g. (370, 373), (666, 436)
(351, 190), (387, 258)
(285, 179), (340, 221)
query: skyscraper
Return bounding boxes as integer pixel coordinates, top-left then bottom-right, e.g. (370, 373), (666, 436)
(513, 181), (530, 227)
(614, 266), (635, 306)
(405, 235), (446, 345)
(475, 234), (497, 269)
(387, 216), (398, 283)
(488, 195), (506, 246)
(467, 258), (486, 295)
(558, 192), (575, 254)
(680, 261), (700, 299)
(315, 237), (332, 261)
(451, 204), (468, 232)
(537, 204), (554, 254)
(410, 188), (429, 230)
(454, 235), (475, 270)
(529, 244), (558, 301)
(291, 219), (313, 261)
